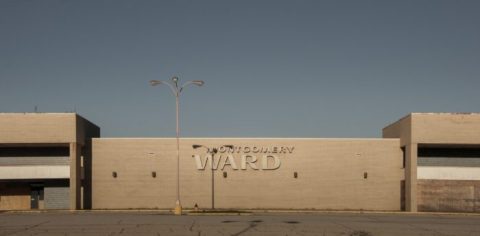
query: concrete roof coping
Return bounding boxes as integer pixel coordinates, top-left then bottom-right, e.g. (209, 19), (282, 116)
(410, 112), (480, 116)
(93, 137), (399, 141)
(0, 112), (99, 129)
(383, 112), (480, 130)
(0, 112), (76, 115)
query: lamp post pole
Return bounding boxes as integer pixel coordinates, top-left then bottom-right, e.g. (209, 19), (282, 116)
(193, 144), (233, 210)
(210, 148), (215, 209)
(151, 76), (204, 215)
(174, 90), (180, 214)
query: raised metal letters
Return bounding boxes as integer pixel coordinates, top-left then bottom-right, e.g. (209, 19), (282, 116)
(216, 146), (295, 154)
(192, 154), (281, 170)
(192, 145), (294, 171)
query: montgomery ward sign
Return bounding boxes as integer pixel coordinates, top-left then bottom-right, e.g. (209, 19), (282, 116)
(192, 146), (294, 171)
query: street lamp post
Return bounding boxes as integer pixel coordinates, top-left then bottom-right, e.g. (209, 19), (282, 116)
(150, 76), (204, 215)
(192, 144), (233, 210)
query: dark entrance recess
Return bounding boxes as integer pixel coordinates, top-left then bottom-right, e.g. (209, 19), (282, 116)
(30, 185), (44, 209)
(400, 180), (405, 211)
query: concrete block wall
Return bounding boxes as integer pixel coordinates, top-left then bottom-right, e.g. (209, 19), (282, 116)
(45, 183), (70, 209)
(418, 180), (480, 212)
(92, 138), (404, 211)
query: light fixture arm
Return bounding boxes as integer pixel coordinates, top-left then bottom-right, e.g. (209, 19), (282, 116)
(150, 80), (178, 96)
(179, 80), (204, 94)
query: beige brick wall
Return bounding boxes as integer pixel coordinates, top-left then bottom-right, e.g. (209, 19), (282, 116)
(92, 138), (404, 211)
(0, 113), (76, 144)
(0, 113), (99, 145)
(411, 113), (480, 144)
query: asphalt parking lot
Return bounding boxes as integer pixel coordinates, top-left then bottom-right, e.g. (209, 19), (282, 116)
(0, 211), (479, 236)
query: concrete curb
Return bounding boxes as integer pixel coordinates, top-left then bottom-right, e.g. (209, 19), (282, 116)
(1, 209), (480, 217)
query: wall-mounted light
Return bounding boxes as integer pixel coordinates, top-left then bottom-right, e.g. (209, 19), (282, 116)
(364, 172), (368, 179)
(294, 172), (298, 178)
(152, 171), (157, 178)
(223, 172), (227, 178)
(112, 172), (117, 178)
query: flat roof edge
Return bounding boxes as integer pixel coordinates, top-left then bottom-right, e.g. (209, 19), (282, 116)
(0, 112), (76, 115)
(92, 137), (400, 141)
(410, 112), (480, 115)
(383, 112), (480, 130)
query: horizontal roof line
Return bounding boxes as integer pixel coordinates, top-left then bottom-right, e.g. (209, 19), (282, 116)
(94, 137), (398, 141)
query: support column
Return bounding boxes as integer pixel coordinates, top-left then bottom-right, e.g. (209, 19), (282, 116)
(69, 142), (81, 210)
(405, 143), (418, 212)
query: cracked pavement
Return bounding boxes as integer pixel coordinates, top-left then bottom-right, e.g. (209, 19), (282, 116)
(0, 211), (479, 236)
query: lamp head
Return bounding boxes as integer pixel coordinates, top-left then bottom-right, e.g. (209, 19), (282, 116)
(192, 80), (205, 86)
(172, 76), (179, 83)
(150, 80), (163, 86)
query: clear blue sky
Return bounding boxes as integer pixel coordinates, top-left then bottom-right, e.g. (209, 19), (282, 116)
(1, 1), (479, 138)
